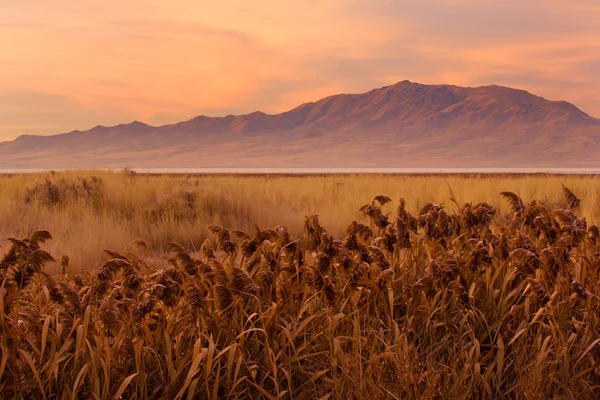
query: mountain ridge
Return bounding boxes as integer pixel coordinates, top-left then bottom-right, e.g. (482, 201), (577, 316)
(2, 81), (600, 169)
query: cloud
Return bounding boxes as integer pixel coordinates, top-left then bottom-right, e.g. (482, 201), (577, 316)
(1, 0), (600, 140)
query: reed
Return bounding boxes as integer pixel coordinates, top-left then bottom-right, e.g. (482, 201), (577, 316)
(1, 180), (600, 398)
(2, 170), (600, 274)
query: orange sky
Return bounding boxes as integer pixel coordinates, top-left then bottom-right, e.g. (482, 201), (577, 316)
(1, 0), (600, 140)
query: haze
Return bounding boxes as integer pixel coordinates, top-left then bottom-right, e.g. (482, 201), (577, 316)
(1, 0), (600, 141)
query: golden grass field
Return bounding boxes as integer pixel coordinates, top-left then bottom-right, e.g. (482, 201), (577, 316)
(2, 171), (600, 273)
(2, 171), (600, 398)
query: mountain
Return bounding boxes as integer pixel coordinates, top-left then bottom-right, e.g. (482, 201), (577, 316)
(2, 80), (600, 169)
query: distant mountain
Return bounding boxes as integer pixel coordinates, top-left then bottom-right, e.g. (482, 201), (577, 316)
(2, 81), (600, 169)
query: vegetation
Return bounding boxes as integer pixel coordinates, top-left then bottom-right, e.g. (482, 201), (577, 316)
(1, 176), (600, 398)
(3, 171), (600, 272)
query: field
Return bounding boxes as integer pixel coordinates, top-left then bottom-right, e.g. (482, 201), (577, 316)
(2, 171), (600, 273)
(2, 171), (600, 398)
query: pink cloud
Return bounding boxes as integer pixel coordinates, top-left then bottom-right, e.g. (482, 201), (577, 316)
(0, 0), (599, 140)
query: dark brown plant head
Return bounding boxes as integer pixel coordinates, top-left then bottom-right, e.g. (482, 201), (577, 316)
(571, 278), (588, 300)
(525, 278), (550, 305)
(215, 283), (234, 312)
(562, 185), (581, 210)
(346, 221), (372, 241)
(510, 248), (540, 275)
(60, 255), (69, 274)
(185, 281), (206, 309)
(58, 281), (81, 310)
(165, 242), (199, 276)
(228, 266), (260, 296)
(377, 269), (395, 289)
(367, 245), (390, 270)
(500, 191), (526, 216)
(29, 229), (53, 246)
(208, 225), (236, 254)
(99, 298), (121, 333)
(373, 195), (392, 207)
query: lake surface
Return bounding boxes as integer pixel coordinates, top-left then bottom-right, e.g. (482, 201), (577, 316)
(3, 167), (600, 174)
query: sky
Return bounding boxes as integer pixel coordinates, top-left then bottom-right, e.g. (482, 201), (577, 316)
(1, 0), (599, 140)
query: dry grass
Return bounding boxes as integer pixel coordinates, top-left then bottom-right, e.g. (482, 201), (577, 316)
(2, 171), (600, 273)
(1, 172), (600, 398)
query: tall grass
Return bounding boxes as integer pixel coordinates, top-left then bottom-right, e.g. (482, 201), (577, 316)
(2, 183), (600, 398)
(2, 171), (600, 274)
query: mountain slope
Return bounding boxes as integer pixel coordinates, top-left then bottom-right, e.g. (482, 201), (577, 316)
(1, 81), (599, 169)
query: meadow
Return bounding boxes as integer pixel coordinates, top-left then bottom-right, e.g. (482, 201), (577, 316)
(2, 171), (600, 273)
(1, 171), (600, 398)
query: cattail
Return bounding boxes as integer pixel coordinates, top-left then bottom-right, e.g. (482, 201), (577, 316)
(540, 247), (565, 275)
(500, 191), (526, 216)
(470, 241), (492, 268)
(215, 284), (234, 311)
(429, 259), (454, 284)
(322, 279), (336, 306)
(562, 185), (581, 210)
(231, 229), (251, 242)
(337, 253), (353, 271)
(97, 258), (131, 281)
(208, 225), (236, 254)
(302, 265), (321, 289)
(256, 264), (275, 291)
(342, 234), (359, 251)
(124, 269), (142, 290)
(495, 231), (511, 260)
(374, 211), (391, 229)
(30, 229), (53, 246)
(448, 280), (469, 305)
(185, 281), (206, 309)
(395, 217), (412, 249)
(304, 214), (323, 251)
(163, 266), (183, 284)
(377, 269), (395, 289)
(368, 246), (390, 270)
(275, 225), (291, 245)
(356, 245), (372, 264)
(374, 195), (392, 206)
(166, 242), (198, 276)
(58, 281), (81, 312)
(318, 233), (339, 258)
(398, 197), (418, 231)
(228, 266), (260, 296)
(95, 279), (112, 299)
(99, 298), (121, 332)
(201, 239), (215, 260)
(60, 255), (69, 274)
(211, 263), (229, 286)
(48, 284), (64, 304)
(110, 286), (124, 301)
(510, 248), (539, 275)
(472, 202), (496, 227)
(135, 292), (158, 320)
(525, 278), (550, 305)
(73, 274), (85, 289)
(511, 232), (539, 255)
(314, 253), (331, 274)
(588, 225), (600, 244)
(571, 278), (588, 300)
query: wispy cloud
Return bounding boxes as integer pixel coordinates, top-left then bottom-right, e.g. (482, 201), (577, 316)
(1, 0), (599, 140)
